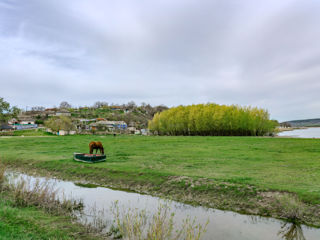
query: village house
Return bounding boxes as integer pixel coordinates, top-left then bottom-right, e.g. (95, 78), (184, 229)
(55, 109), (71, 117)
(90, 120), (127, 132)
(110, 106), (122, 111)
(8, 118), (19, 125)
(44, 108), (58, 117)
(76, 118), (97, 131)
(141, 128), (149, 135)
(18, 116), (35, 125)
(10, 115), (38, 130)
(127, 126), (136, 134)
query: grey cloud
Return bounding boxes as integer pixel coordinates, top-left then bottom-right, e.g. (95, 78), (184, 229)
(0, 0), (320, 121)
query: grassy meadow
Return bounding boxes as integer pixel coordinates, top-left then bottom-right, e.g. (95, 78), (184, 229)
(0, 162), (100, 240)
(1, 134), (320, 204)
(0, 197), (97, 240)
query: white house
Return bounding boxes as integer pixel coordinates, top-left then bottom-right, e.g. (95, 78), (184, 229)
(127, 126), (136, 134)
(8, 118), (19, 125)
(141, 129), (149, 135)
(58, 130), (67, 135)
(56, 110), (71, 117)
(18, 116), (35, 125)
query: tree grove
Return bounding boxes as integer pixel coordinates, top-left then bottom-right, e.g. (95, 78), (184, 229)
(148, 104), (278, 136)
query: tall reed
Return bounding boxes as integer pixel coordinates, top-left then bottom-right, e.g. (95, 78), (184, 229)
(8, 176), (83, 215)
(109, 201), (208, 240)
(0, 162), (6, 190)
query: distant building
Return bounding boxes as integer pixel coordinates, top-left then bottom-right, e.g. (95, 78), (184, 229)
(113, 121), (127, 129)
(90, 120), (127, 131)
(141, 129), (149, 135)
(77, 119), (96, 131)
(56, 109), (71, 117)
(15, 124), (38, 130)
(110, 106), (123, 111)
(45, 108), (58, 117)
(127, 126), (136, 134)
(17, 116), (35, 125)
(53, 130), (76, 136)
(279, 122), (292, 128)
(135, 129), (141, 135)
(58, 130), (67, 136)
(8, 118), (19, 125)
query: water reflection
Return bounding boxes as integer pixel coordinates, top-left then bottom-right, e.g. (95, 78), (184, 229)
(278, 223), (306, 240)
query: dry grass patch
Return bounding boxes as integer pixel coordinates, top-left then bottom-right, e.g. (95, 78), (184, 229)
(0, 162), (5, 188)
(109, 201), (208, 240)
(6, 175), (83, 215)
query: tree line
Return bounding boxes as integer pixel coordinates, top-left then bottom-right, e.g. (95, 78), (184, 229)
(148, 104), (278, 136)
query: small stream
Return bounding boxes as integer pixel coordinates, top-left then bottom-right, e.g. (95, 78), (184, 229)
(5, 172), (320, 240)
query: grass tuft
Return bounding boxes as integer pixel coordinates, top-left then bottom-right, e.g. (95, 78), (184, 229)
(275, 194), (307, 222)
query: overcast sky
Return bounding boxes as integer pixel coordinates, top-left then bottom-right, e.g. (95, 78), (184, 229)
(0, 0), (319, 121)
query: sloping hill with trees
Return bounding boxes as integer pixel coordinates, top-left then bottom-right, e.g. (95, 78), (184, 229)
(281, 118), (320, 127)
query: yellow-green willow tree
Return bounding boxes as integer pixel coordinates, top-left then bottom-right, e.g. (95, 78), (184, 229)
(148, 104), (278, 136)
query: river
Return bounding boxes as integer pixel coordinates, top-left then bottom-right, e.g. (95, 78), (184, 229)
(5, 171), (320, 240)
(278, 127), (320, 138)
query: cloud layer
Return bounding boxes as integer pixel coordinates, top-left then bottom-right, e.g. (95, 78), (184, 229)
(0, 0), (320, 121)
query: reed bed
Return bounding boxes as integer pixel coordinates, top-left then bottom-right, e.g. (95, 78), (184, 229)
(108, 201), (208, 240)
(2, 169), (83, 215)
(9, 177), (83, 215)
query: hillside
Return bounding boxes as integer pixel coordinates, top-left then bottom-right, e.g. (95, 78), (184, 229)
(281, 118), (320, 127)
(16, 103), (169, 130)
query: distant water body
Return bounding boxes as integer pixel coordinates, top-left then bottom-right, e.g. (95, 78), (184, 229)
(278, 127), (320, 138)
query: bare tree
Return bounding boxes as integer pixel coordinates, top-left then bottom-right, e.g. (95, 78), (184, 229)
(126, 101), (137, 110)
(59, 101), (72, 109)
(93, 101), (108, 108)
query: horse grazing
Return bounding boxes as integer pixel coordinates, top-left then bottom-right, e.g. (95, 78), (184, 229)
(89, 141), (104, 155)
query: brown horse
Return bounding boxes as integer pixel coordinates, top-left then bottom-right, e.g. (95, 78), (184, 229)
(89, 141), (104, 155)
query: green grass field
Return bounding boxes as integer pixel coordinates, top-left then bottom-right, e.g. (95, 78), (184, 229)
(1, 134), (320, 204)
(0, 193), (97, 240)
